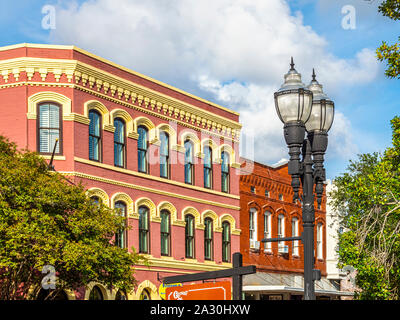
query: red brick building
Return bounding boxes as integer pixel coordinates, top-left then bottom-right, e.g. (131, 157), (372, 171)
(239, 158), (344, 300)
(0, 43), (242, 300)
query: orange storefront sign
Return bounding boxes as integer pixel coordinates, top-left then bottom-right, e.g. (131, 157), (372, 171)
(166, 281), (231, 300)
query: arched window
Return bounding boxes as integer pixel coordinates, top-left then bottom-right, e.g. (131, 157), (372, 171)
(221, 151), (230, 193)
(89, 286), (104, 300)
(204, 218), (213, 260)
(277, 214), (285, 253)
(139, 289), (151, 300)
(89, 110), (102, 161)
(114, 201), (127, 249)
(203, 146), (213, 189)
(38, 103), (62, 154)
(138, 126), (149, 173)
(115, 290), (127, 300)
(185, 215), (195, 258)
(159, 131), (170, 179)
(222, 221), (231, 262)
(160, 210), (171, 256)
(91, 196), (100, 206)
(264, 211), (272, 252)
(317, 223), (323, 259)
(114, 118), (125, 167)
(139, 206), (150, 253)
(184, 140), (194, 184)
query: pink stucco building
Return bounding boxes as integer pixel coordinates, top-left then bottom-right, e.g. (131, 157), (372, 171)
(0, 43), (242, 300)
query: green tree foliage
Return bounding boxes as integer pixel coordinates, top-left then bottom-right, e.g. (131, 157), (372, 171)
(330, 117), (400, 299)
(376, 0), (400, 78)
(0, 136), (146, 300)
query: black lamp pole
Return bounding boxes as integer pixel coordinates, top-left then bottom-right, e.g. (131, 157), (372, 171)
(284, 123), (325, 300)
(270, 61), (334, 300)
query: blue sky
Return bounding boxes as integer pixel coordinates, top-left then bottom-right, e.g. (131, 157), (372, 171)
(0, 0), (399, 180)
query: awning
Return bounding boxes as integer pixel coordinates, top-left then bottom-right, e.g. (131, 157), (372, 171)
(243, 272), (353, 297)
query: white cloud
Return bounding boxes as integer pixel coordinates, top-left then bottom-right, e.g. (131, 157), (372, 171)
(50, 0), (379, 166)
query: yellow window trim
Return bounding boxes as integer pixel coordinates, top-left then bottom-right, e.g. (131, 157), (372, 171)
(73, 156), (240, 200)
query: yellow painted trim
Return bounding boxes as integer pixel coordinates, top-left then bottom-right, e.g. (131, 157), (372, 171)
(172, 220), (186, 227)
(201, 138), (219, 162)
(231, 162), (241, 169)
(84, 282), (110, 300)
(135, 197), (157, 221)
(104, 124), (115, 132)
(110, 108), (135, 138)
(0, 54), (241, 141)
(171, 144), (185, 153)
(74, 156), (240, 200)
(66, 170), (240, 211)
(135, 280), (160, 300)
(27, 91), (72, 120)
(134, 267), (194, 274)
(110, 192), (134, 216)
(0, 43), (239, 116)
(0, 79), (239, 142)
(179, 130), (201, 156)
(86, 187), (109, 206)
(133, 116), (157, 142)
(156, 122), (178, 147)
(136, 256), (233, 272)
(219, 143), (237, 166)
(64, 113), (90, 124)
(159, 255), (175, 261)
(83, 100), (111, 129)
(41, 155), (66, 161)
(157, 201), (183, 226)
(73, 61), (242, 132)
(201, 209), (220, 228)
(219, 213), (241, 235)
(182, 206), (201, 227)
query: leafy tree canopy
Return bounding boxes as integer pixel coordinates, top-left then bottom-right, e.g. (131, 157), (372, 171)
(330, 117), (400, 299)
(377, 0), (400, 78)
(0, 136), (146, 300)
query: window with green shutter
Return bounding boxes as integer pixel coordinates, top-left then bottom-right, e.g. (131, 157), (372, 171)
(204, 218), (213, 260)
(160, 210), (170, 256)
(185, 215), (195, 258)
(89, 110), (101, 161)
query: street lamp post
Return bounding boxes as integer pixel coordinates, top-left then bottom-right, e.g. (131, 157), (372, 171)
(273, 59), (335, 300)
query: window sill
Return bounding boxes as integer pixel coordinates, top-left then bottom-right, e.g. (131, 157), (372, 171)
(278, 251), (289, 256)
(160, 255), (174, 260)
(41, 155), (66, 161)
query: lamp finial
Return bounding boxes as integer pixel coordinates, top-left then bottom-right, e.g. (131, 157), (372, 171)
(290, 57), (295, 70)
(312, 68), (316, 81)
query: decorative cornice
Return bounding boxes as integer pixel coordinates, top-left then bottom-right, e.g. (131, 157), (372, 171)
(74, 156), (241, 201)
(0, 56), (241, 143)
(0, 43), (239, 114)
(60, 169), (241, 211)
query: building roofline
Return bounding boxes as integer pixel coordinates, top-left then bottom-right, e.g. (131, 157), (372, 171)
(0, 43), (240, 118)
(240, 157), (288, 170)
